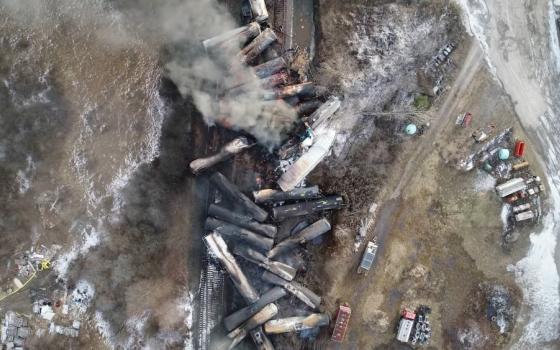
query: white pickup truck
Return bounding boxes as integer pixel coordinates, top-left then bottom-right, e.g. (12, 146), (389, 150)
(357, 240), (378, 274)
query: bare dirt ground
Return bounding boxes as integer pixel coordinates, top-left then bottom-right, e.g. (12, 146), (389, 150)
(0, 1), (548, 349)
(294, 1), (549, 349)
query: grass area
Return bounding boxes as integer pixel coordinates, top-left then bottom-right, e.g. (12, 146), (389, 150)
(414, 94), (431, 110)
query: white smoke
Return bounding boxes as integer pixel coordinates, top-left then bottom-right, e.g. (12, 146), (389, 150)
(160, 0), (297, 147)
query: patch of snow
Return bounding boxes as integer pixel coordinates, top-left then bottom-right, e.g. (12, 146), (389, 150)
(457, 0), (499, 80)
(181, 290), (195, 350)
(15, 155), (36, 194)
(70, 280), (95, 316)
(40, 306), (55, 321)
(508, 165), (560, 348)
(457, 321), (488, 349)
(331, 132), (349, 159)
(55, 221), (103, 278)
(508, 216), (560, 346)
(94, 311), (115, 350)
(473, 170), (496, 192)
(500, 204), (511, 229)
(124, 312), (150, 349)
(548, 0), (560, 72)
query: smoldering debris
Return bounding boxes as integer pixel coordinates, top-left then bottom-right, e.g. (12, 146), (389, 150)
(202, 22), (261, 51)
(162, 3), (299, 147)
(190, 136), (253, 175)
(457, 282), (521, 347)
(263, 314), (330, 334)
(233, 245), (297, 281)
(261, 271), (322, 310)
(227, 304), (278, 347)
(224, 287), (287, 332)
(268, 218), (331, 258)
(0, 0), (328, 349)
(208, 204), (277, 238)
(197, 129), (345, 348)
(205, 217), (274, 251)
(253, 186), (320, 204)
(272, 196), (343, 221)
(253, 57), (287, 79)
(204, 233), (260, 304)
(210, 172), (268, 222)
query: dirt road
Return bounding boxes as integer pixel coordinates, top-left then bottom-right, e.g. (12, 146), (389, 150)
(361, 39), (485, 296)
(324, 38), (487, 349)
(392, 41), (484, 198)
(462, 0), (560, 347)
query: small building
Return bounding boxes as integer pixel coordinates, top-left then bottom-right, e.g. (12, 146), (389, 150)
(528, 187), (541, 196)
(54, 324), (79, 338)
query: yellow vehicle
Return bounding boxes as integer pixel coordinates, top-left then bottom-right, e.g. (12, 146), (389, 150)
(38, 259), (51, 271)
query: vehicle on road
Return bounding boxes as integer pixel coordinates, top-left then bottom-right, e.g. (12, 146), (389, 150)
(357, 240), (378, 274)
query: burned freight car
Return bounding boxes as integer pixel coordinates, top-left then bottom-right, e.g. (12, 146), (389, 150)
(191, 2), (347, 349)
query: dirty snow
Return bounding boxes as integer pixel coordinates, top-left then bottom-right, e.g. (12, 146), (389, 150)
(182, 290), (195, 350)
(500, 204), (511, 229)
(473, 170), (496, 192)
(457, 0), (499, 79)
(94, 311), (115, 350)
(55, 222), (103, 278)
(70, 280), (95, 316)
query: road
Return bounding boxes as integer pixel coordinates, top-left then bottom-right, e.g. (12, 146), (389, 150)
(461, 0), (560, 347)
(345, 39), (485, 342)
(391, 41), (484, 198)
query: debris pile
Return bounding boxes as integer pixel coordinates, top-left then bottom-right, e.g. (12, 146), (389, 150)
(196, 0), (331, 148)
(1, 311), (30, 350)
(50, 321), (80, 338)
(188, 3), (361, 347)
(7, 280), (94, 344)
(198, 166), (342, 348)
(430, 42), (456, 68)
(410, 306), (432, 346)
(482, 284), (516, 334)
(457, 127), (544, 242)
(396, 306), (432, 346)
(1, 245), (57, 299)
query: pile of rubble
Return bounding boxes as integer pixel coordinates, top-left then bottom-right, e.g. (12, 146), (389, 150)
(457, 125), (544, 242)
(190, 76), (344, 350)
(197, 169), (342, 349)
(49, 321), (80, 338)
(410, 306), (432, 346)
(1, 245), (58, 299)
(396, 306), (432, 346)
(1, 311), (30, 350)
(199, 0), (331, 147)
(189, 2), (355, 349)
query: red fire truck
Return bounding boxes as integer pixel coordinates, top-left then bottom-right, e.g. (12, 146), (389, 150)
(331, 304), (351, 342)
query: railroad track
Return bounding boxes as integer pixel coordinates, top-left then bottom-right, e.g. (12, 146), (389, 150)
(197, 258), (226, 350)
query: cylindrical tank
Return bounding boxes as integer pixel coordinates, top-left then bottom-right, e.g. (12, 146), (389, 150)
(498, 148), (510, 160)
(249, 0), (269, 22)
(405, 124), (417, 135)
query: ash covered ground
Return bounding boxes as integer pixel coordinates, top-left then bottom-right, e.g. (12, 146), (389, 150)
(0, 0), (552, 349)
